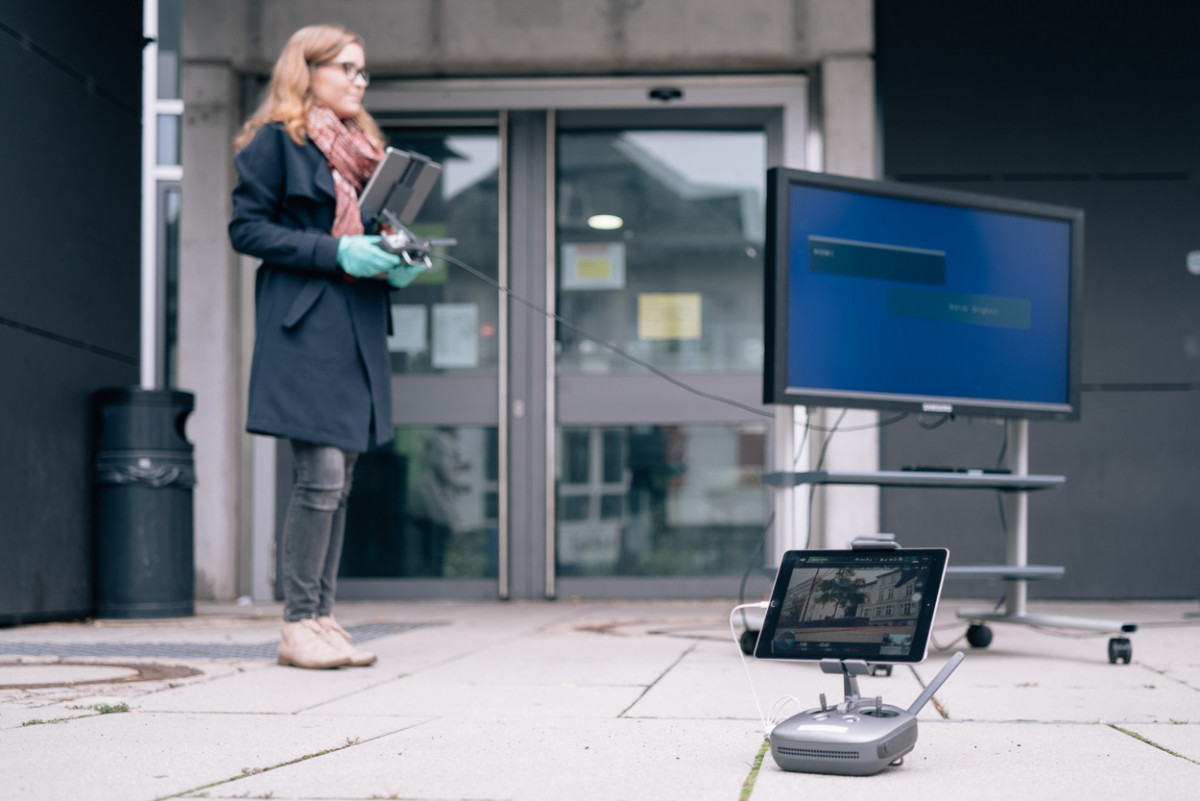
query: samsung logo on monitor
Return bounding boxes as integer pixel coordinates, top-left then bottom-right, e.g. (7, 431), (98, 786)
(922, 402), (954, 414)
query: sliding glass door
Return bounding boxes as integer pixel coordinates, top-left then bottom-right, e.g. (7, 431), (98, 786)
(302, 76), (809, 600)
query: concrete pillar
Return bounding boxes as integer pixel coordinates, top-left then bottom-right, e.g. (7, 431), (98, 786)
(822, 56), (878, 180)
(179, 62), (244, 600)
(810, 4), (882, 548)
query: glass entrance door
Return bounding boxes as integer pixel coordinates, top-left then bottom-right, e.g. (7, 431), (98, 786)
(316, 77), (808, 600)
(552, 122), (775, 598)
(334, 119), (506, 600)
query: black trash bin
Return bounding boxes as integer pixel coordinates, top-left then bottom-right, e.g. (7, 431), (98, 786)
(93, 388), (196, 618)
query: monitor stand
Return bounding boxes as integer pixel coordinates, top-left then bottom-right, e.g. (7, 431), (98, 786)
(768, 652), (965, 776)
(760, 418), (1138, 663)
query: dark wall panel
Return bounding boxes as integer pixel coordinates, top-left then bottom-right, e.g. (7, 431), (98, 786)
(1033, 390), (1200, 599)
(0, 326), (137, 624)
(0, 2), (141, 622)
(876, 1), (1200, 599)
(882, 391), (1200, 600)
(0, 24), (140, 357)
(0, 1), (142, 112)
(876, 2), (1200, 177)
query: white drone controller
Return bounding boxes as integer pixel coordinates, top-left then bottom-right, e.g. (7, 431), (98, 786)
(769, 651), (965, 776)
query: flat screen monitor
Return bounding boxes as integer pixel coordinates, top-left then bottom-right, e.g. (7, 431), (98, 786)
(754, 548), (949, 664)
(763, 169), (1084, 420)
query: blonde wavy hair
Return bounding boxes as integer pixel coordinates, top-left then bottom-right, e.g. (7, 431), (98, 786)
(234, 24), (384, 152)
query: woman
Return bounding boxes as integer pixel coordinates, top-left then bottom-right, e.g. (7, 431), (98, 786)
(229, 25), (424, 669)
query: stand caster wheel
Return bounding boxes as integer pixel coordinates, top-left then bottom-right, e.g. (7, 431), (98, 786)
(739, 629), (758, 655)
(966, 623), (993, 649)
(1108, 637), (1132, 664)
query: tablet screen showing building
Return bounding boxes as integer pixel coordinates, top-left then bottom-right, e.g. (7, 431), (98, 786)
(754, 549), (948, 663)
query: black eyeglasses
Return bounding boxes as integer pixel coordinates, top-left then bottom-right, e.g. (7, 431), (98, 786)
(314, 61), (370, 85)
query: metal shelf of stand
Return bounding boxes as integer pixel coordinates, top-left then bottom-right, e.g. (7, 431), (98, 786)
(762, 469), (1065, 491)
(762, 420), (1137, 664)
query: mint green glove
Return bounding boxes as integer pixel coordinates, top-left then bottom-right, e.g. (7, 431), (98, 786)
(336, 235), (401, 278)
(386, 263), (426, 289)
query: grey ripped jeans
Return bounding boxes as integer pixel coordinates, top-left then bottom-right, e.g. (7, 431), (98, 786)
(281, 440), (359, 622)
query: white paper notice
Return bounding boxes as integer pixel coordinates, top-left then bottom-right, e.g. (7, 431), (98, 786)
(432, 303), (479, 368)
(387, 305), (428, 352)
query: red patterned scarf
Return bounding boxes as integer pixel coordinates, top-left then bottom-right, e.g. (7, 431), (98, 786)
(304, 104), (384, 237)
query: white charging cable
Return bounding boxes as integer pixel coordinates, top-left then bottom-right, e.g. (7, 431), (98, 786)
(729, 602), (773, 737)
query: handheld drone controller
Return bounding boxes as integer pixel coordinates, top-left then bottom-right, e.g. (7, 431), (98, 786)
(357, 146), (455, 270)
(768, 652), (964, 776)
(377, 219), (457, 270)
(752, 547), (964, 776)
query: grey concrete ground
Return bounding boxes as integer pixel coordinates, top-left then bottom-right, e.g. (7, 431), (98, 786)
(1, 598), (1198, 800)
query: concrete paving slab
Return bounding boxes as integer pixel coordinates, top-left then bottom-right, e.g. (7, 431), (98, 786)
(339, 602), (591, 673)
(135, 660), (405, 714)
(309, 673), (645, 718)
(0, 657), (244, 712)
(395, 599), (588, 639)
(0, 705), (95, 730)
(546, 600), (754, 631)
(926, 646), (1196, 723)
(0, 615), (279, 648)
(937, 599), (1197, 664)
(0, 708), (31, 729)
(1122, 622), (1200, 692)
(405, 630), (697, 687)
(134, 629), (692, 716)
(629, 637), (934, 724)
(0, 663), (139, 686)
(752, 720), (1198, 800)
(2, 600), (1197, 801)
(198, 716), (765, 801)
(2, 710), (426, 801)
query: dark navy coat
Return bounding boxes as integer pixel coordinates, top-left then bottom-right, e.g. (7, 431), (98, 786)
(229, 123), (393, 453)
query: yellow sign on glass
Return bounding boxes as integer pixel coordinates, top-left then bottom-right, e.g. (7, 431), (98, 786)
(562, 242), (626, 290)
(638, 293), (702, 340)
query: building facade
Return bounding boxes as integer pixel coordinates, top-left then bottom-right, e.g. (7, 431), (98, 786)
(5, 1), (1194, 623)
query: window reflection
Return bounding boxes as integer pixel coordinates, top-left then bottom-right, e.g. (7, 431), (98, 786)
(157, 0), (181, 99)
(341, 426), (499, 579)
(156, 115), (180, 165)
(382, 130), (500, 376)
(556, 424), (768, 577)
(556, 130), (766, 375)
(161, 185), (180, 386)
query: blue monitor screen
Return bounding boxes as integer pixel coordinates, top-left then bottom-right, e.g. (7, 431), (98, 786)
(765, 170), (1083, 420)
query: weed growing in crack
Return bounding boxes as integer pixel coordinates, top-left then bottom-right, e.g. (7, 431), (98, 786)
(93, 702), (130, 714)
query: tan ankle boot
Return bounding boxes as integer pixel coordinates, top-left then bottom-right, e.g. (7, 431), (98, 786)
(278, 619), (352, 669)
(316, 616), (377, 666)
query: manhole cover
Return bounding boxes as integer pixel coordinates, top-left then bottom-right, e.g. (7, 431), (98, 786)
(0, 661), (201, 690)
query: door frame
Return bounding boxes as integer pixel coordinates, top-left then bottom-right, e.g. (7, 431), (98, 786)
(258, 75), (813, 601)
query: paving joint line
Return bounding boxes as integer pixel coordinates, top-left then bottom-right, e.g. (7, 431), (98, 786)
(152, 723), (423, 801)
(739, 738), (770, 800)
(618, 640), (700, 718)
(1109, 724), (1200, 765)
